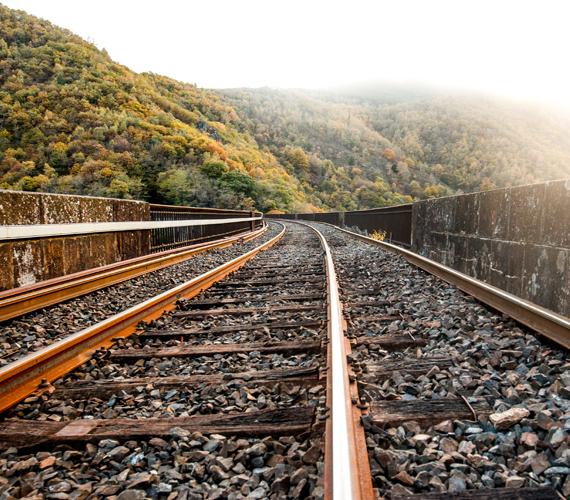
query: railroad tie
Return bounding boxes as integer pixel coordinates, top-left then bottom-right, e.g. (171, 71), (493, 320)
(109, 340), (322, 360)
(389, 486), (560, 500)
(0, 407), (315, 449)
(369, 398), (492, 427)
(55, 367), (320, 398)
(137, 320), (324, 339)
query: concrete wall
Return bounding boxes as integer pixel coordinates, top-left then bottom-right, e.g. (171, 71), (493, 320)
(412, 180), (570, 316)
(0, 191), (150, 290)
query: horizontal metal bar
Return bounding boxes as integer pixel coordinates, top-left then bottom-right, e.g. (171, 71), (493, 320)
(150, 203), (259, 215)
(0, 217), (262, 241)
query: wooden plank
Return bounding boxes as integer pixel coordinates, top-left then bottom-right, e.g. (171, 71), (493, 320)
(370, 398), (491, 426)
(354, 335), (427, 349)
(203, 285), (325, 296)
(341, 288), (387, 296)
(186, 293), (323, 307)
(390, 487), (559, 500)
(348, 314), (400, 322)
(346, 304), (394, 311)
(110, 340), (322, 360)
(139, 320), (324, 339)
(235, 270), (323, 279)
(363, 357), (453, 381)
(244, 263), (321, 269)
(57, 367), (320, 398)
(216, 277), (323, 287)
(173, 304), (322, 318)
(0, 407), (314, 449)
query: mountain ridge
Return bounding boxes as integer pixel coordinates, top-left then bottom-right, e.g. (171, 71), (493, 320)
(2, 4), (570, 213)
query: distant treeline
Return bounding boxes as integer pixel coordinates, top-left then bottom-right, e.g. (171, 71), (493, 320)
(2, 5), (570, 213)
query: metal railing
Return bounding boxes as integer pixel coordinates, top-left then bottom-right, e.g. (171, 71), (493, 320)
(150, 204), (263, 252)
(267, 203), (413, 247)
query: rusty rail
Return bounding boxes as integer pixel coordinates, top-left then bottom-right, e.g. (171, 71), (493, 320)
(0, 225), (267, 323)
(296, 221), (374, 500)
(0, 224), (285, 413)
(317, 222), (570, 351)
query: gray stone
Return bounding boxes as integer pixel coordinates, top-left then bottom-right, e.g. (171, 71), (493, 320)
(48, 482), (72, 493)
(108, 446), (130, 460)
(302, 444), (321, 465)
(290, 467), (308, 485)
(531, 453), (551, 475)
(520, 432), (539, 447)
(544, 466), (570, 476)
(505, 476), (525, 488)
(203, 439), (221, 452)
(247, 487), (267, 499)
(440, 437), (458, 453)
(458, 441), (475, 454)
(448, 475), (466, 493)
(149, 438), (169, 450)
(247, 443), (267, 457)
(210, 465), (229, 482)
(548, 429), (567, 447)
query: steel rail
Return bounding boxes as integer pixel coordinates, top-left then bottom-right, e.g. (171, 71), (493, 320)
(316, 222), (570, 350)
(0, 223), (286, 413)
(294, 221), (374, 500)
(0, 225), (267, 323)
(0, 216), (262, 240)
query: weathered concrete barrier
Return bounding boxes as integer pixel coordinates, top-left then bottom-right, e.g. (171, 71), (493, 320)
(0, 191), (263, 292)
(412, 180), (570, 316)
(267, 204), (413, 247)
(0, 191), (149, 290)
(269, 179), (570, 317)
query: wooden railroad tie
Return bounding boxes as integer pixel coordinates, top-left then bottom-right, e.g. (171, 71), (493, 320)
(0, 407), (315, 449)
(369, 398), (491, 427)
(390, 486), (559, 500)
(138, 320), (324, 339)
(231, 270), (323, 279)
(185, 293), (323, 307)
(56, 367), (320, 398)
(215, 276), (324, 287)
(199, 285), (325, 296)
(110, 340), (322, 360)
(172, 304), (323, 318)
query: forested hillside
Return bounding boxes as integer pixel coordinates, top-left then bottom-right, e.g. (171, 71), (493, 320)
(223, 87), (570, 207)
(0, 5), (315, 212)
(2, 4), (570, 213)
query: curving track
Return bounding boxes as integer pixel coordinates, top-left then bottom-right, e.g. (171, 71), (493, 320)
(0, 221), (568, 499)
(0, 223), (337, 499)
(310, 222), (567, 500)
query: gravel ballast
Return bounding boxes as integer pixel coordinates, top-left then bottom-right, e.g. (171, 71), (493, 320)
(1, 222), (327, 499)
(0, 224), (282, 365)
(311, 222), (569, 499)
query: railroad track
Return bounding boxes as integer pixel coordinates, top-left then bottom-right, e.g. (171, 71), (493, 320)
(305, 221), (567, 500)
(0, 221), (568, 499)
(0, 222), (352, 499)
(0, 224), (267, 323)
(0, 225), (276, 367)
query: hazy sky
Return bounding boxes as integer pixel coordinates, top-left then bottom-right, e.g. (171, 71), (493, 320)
(3, 0), (570, 107)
